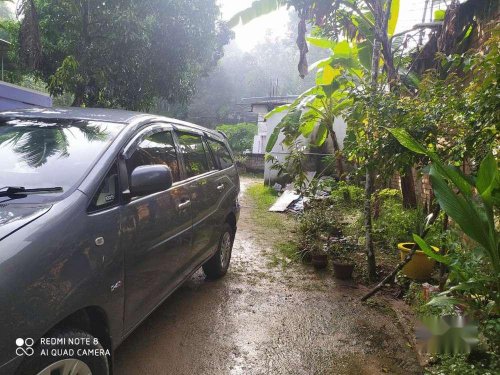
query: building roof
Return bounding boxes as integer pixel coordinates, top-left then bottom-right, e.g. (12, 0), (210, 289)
(240, 96), (298, 106)
(240, 96), (298, 113)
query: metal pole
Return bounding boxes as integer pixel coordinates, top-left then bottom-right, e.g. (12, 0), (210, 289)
(419, 0), (430, 45)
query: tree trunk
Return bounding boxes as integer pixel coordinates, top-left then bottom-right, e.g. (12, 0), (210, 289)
(71, 0), (90, 108)
(364, 168), (377, 281)
(439, 214), (449, 291)
(329, 129), (345, 180)
(400, 166), (417, 208)
(362, 204), (442, 301)
(363, 30), (382, 282)
(72, 86), (85, 107)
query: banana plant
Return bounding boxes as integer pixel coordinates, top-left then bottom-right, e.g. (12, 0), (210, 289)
(229, 0), (400, 76)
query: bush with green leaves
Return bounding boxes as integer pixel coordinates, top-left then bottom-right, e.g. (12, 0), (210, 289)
(215, 123), (257, 155)
(372, 199), (424, 250)
(330, 181), (364, 205)
(298, 200), (342, 250)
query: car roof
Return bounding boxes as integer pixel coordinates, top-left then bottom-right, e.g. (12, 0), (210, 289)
(0, 107), (224, 138)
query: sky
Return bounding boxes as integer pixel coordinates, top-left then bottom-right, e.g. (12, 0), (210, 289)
(219, 0), (450, 52)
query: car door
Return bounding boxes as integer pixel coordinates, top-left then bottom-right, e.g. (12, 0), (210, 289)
(205, 135), (239, 231)
(174, 129), (220, 264)
(120, 124), (192, 332)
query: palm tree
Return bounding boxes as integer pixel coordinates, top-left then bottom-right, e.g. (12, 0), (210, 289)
(0, 122), (108, 168)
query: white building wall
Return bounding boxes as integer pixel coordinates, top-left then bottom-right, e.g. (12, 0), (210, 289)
(249, 100), (349, 184)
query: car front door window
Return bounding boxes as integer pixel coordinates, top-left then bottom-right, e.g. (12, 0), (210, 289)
(126, 130), (180, 183)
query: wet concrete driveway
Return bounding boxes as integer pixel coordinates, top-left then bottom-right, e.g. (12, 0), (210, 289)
(114, 177), (422, 375)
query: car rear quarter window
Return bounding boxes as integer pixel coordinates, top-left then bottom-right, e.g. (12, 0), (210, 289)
(176, 132), (211, 178)
(207, 138), (234, 170)
(126, 130), (180, 182)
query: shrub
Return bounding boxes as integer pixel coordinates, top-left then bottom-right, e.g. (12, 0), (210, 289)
(215, 123), (257, 154)
(330, 181), (364, 205)
(298, 199), (342, 249)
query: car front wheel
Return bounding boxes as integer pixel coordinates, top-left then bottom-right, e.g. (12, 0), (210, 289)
(203, 223), (234, 279)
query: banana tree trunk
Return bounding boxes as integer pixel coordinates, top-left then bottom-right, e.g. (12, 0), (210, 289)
(329, 129), (345, 180)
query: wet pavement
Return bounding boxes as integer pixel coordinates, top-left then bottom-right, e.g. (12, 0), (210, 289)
(114, 177), (422, 375)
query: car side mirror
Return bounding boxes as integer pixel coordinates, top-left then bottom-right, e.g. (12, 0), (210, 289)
(130, 165), (173, 197)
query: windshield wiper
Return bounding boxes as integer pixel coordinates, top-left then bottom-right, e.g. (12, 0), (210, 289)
(0, 186), (63, 197)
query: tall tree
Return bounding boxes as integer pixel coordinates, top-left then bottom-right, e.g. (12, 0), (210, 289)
(10, 0), (232, 110)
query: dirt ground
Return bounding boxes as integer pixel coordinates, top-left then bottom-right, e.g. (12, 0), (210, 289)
(114, 177), (422, 375)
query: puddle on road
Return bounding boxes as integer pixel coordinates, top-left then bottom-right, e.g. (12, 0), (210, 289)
(115, 177), (421, 375)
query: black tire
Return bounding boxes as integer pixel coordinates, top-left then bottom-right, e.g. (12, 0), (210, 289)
(16, 329), (109, 375)
(203, 223), (234, 280)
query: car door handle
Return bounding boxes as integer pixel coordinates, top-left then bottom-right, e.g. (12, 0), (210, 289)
(178, 200), (191, 210)
(217, 184), (225, 191)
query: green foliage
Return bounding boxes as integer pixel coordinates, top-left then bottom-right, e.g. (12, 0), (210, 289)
(215, 123), (257, 154)
(372, 199), (423, 250)
(391, 130), (499, 318)
(267, 142), (311, 191)
(7, 0), (232, 110)
(427, 353), (500, 375)
(330, 181), (364, 206)
(434, 9), (446, 22)
(228, 0), (286, 27)
(329, 236), (359, 263)
(298, 200), (342, 254)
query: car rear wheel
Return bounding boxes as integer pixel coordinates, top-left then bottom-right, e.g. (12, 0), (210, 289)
(17, 329), (109, 375)
(203, 223), (234, 279)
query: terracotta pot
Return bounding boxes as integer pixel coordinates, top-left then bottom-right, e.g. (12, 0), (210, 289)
(312, 254), (328, 269)
(333, 261), (355, 280)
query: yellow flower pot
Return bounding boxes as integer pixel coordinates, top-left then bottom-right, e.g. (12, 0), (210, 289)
(398, 242), (439, 281)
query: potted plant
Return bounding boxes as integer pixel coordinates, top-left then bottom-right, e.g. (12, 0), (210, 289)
(398, 242), (439, 281)
(330, 236), (357, 280)
(310, 240), (328, 270)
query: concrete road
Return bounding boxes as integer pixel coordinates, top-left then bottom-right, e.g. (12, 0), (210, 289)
(114, 177), (422, 375)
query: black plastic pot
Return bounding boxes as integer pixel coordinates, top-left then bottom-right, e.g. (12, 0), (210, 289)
(333, 261), (354, 280)
(312, 254), (328, 269)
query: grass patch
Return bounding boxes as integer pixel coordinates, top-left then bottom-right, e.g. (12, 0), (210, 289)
(246, 184), (279, 210)
(246, 183), (299, 267)
(268, 241), (301, 268)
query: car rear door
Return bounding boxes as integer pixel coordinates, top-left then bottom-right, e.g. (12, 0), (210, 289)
(174, 129), (221, 265)
(120, 124), (192, 332)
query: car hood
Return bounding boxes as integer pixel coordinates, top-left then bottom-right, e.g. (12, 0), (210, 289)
(0, 203), (52, 241)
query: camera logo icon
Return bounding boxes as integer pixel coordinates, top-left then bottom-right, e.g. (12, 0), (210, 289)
(16, 338), (34, 357)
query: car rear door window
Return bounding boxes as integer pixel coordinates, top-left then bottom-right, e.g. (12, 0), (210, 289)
(207, 139), (234, 170)
(176, 132), (211, 178)
(127, 130), (180, 182)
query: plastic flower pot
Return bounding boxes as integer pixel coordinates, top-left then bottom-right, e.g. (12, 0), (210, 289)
(312, 254), (328, 270)
(332, 261), (354, 280)
(398, 242), (439, 281)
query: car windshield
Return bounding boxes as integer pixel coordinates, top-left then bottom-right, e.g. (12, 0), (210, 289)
(0, 118), (123, 197)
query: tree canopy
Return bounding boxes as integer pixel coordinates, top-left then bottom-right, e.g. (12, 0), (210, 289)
(6, 0), (232, 110)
